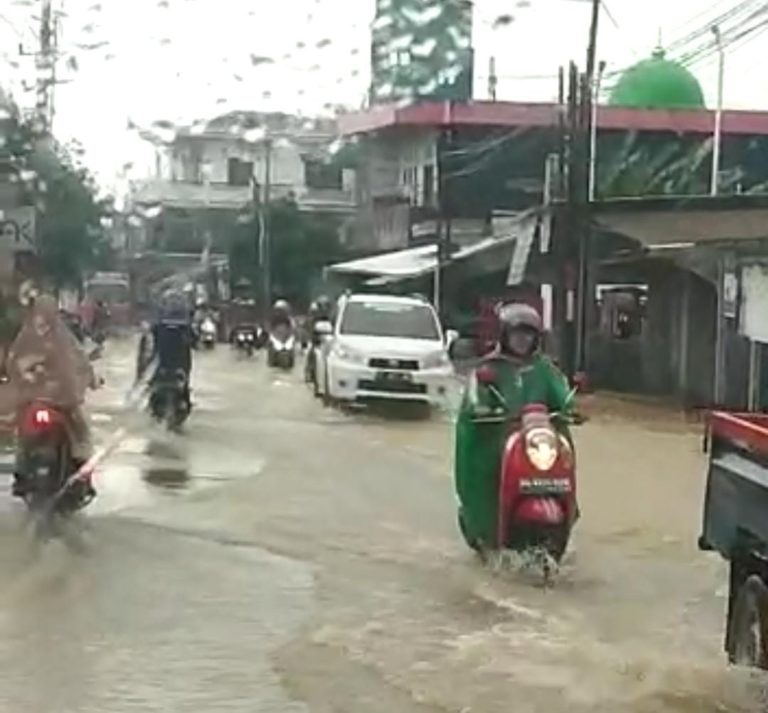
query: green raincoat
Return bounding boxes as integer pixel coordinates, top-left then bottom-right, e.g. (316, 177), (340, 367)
(454, 351), (573, 547)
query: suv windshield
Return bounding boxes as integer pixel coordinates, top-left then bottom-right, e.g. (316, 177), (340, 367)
(340, 301), (441, 340)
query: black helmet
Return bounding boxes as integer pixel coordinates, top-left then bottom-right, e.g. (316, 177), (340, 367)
(273, 299), (290, 313)
(497, 302), (542, 356)
(315, 295), (331, 313)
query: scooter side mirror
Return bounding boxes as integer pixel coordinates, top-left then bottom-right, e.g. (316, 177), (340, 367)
(571, 371), (590, 393)
(476, 364), (496, 385)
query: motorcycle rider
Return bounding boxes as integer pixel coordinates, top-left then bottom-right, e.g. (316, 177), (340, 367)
(304, 295), (332, 383)
(137, 293), (194, 411)
(7, 294), (99, 501)
(269, 299), (293, 332)
(454, 302), (574, 545)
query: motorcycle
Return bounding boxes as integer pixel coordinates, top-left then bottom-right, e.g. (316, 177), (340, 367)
(16, 400), (95, 540)
(456, 365), (579, 566)
(267, 325), (296, 370)
(232, 326), (258, 358)
(305, 319), (333, 393)
(149, 368), (190, 431)
(199, 317), (217, 350)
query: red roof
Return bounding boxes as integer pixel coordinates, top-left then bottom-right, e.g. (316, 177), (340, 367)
(338, 100), (768, 137)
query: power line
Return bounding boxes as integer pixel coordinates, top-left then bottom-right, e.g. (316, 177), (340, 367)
(443, 127), (538, 180)
(677, 4), (768, 68)
(602, 0), (768, 84)
(669, 0), (732, 35)
(685, 13), (768, 70)
(667, 0), (763, 52)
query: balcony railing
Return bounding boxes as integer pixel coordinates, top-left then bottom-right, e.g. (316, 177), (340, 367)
(132, 180), (354, 213)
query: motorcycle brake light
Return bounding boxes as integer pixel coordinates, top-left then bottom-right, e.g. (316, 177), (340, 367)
(20, 405), (59, 434)
(34, 408), (52, 425)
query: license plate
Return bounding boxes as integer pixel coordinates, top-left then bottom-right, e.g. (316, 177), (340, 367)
(519, 478), (571, 494)
(375, 370), (412, 383)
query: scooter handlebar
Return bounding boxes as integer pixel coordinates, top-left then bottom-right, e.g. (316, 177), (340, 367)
(470, 410), (586, 426)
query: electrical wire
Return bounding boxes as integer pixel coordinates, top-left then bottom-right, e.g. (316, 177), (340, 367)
(686, 14), (768, 71)
(666, 0), (762, 52)
(603, 0), (768, 84)
(677, 5), (768, 68)
(442, 125), (533, 160)
(442, 126), (538, 180)
(667, 0), (732, 37)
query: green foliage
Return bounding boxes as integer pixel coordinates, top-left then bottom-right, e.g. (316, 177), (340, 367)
(6, 120), (112, 288)
(597, 132), (740, 198)
(230, 197), (347, 307)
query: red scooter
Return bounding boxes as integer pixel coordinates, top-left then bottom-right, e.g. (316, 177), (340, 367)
(472, 367), (579, 562)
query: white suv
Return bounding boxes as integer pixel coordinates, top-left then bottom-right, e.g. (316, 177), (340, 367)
(315, 293), (453, 406)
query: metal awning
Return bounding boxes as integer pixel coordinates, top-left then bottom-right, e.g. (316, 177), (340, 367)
(595, 208), (768, 247)
(326, 208), (543, 285)
(326, 244), (438, 279)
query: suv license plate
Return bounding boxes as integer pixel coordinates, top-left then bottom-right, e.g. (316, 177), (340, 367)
(376, 371), (412, 383)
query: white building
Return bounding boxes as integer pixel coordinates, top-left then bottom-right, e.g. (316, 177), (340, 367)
(133, 112), (355, 228)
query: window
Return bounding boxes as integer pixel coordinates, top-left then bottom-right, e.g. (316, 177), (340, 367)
(304, 158), (342, 190)
(340, 301), (441, 340)
(423, 165), (435, 206)
(227, 158), (253, 186)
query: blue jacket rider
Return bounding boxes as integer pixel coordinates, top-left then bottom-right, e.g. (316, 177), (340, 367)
(137, 296), (194, 407)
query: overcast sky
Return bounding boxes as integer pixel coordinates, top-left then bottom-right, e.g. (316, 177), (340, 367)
(1, 0), (766, 194)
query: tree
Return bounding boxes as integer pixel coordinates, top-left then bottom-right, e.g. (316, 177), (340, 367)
(229, 197), (348, 308)
(6, 119), (112, 289)
(597, 131), (742, 198)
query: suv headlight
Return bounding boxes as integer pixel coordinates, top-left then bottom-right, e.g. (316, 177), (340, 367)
(422, 350), (450, 369)
(332, 344), (366, 364)
(525, 427), (559, 471)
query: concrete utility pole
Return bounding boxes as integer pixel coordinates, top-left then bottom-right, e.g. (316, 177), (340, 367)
(19, 0), (59, 136)
(38, 0), (55, 131)
(585, 0), (601, 86)
(710, 24), (724, 196)
(573, 0), (601, 374)
(588, 60), (606, 202)
(262, 137), (272, 310)
(435, 126), (454, 320)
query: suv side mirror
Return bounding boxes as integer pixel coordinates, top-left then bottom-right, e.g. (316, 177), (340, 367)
(445, 329), (459, 345)
(314, 320), (333, 337)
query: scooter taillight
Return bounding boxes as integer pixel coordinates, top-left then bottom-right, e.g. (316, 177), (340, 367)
(20, 404), (62, 435)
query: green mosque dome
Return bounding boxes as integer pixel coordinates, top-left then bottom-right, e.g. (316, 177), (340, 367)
(609, 48), (705, 110)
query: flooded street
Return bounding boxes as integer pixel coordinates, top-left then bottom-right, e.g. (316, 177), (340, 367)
(0, 340), (764, 712)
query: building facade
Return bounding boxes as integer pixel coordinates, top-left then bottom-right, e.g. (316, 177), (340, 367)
(130, 111), (356, 256)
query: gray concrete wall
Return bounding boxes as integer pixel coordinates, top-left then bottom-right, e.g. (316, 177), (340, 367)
(679, 272), (716, 407)
(588, 265), (718, 404)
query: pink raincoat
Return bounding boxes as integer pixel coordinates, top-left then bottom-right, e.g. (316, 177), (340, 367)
(6, 295), (95, 458)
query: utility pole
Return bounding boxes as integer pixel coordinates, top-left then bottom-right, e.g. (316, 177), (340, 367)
(558, 62), (580, 378)
(588, 60), (606, 201)
(585, 0), (601, 86)
(262, 137), (272, 310)
(435, 126), (454, 319)
(710, 25), (724, 196)
(573, 0), (601, 374)
(488, 56), (498, 101)
(19, 0), (59, 137)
